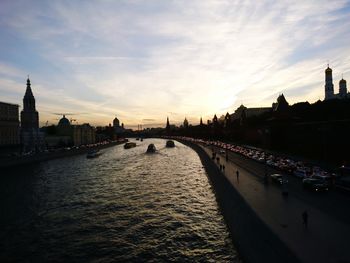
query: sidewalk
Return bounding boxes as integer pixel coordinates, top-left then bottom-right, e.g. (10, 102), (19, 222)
(201, 145), (350, 263)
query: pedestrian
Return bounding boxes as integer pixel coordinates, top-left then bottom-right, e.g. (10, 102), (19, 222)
(220, 164), (222, 171)
(302, 210), (308, 228)
(236, 170), (239, 181)
(223, 165), (225, 172)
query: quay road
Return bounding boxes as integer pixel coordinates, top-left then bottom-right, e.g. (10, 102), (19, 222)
(201, 144), (350, 263)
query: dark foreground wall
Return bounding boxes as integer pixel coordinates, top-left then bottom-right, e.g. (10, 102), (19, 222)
(180, 140), (300, 263)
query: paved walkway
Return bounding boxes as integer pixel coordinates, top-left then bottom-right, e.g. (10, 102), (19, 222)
(201, 145), (350, 263)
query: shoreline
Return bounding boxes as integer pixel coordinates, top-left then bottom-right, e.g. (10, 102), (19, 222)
(179, 140), (300, 263)
(0, 140), (127, 169)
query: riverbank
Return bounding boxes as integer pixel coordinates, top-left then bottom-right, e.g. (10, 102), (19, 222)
(181, 139), (350, 263)
(0, 139), (127, 168)
(179, 140), (300, 263)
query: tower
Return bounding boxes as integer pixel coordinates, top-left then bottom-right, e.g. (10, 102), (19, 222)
(113, 116), (120, 128)
(213, 114), (218, 123)
(183, 117), (189, 128)
(21, 77), (39, 130)
(20, 77), (43, 152)
(325, 65), (334, 100)
(339, 77), (347, 98)
(166, 117), (170, 131)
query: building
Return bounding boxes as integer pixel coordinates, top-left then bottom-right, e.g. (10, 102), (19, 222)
(73, 123), (96, 146)
(45, 116), (97, 147)
(183, 117), (189, 128)
(113, 116), (125, 134)
(324, 65), (349, 100)
(231, 105), (271, 121)
(45, 115), (73, 147)
(272, 94), (289, 112)
(0, 101), (20, 147)
(20, 77), (44, 152)
(57, 115), (72, 136)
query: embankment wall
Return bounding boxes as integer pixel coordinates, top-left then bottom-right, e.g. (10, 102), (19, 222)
(180, 140), (300, 263)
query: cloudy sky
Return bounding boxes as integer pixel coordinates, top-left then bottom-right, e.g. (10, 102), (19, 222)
(1, 0), (350, 128)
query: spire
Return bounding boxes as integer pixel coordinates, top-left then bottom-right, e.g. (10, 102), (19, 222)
(183, 117), (189, 128)
(23, 76), (36, 111)
(324, 64), (334, 100)
(166, 116), (170, 131)
(200, 117), (203, 125)
(25, 76), (34, 98)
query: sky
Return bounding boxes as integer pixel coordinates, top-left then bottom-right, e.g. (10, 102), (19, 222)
(1, 0), (350, 128)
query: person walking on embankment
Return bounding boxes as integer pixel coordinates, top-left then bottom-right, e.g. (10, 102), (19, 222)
(236, 170), (239, 182)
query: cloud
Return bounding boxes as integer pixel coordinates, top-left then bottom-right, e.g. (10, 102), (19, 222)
(0, 0), (350, 127)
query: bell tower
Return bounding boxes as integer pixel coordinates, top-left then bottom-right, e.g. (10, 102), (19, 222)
(20, 77), (42, 152)
(21, 77), (39, 130)
(324, 65), (334, 100)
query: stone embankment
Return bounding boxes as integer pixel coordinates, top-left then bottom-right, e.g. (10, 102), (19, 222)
(0, 140), (126, 168)
(180, 140), (300, 263)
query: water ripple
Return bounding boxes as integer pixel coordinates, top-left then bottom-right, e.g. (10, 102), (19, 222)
(0, 139), (239, 262)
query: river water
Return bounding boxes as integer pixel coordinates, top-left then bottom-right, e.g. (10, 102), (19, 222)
(0, 138), (238, 262)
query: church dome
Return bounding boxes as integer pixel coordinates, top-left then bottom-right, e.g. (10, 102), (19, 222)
(113, 117), (120, 127)
(340, 78), (346, 84)
(325, 67), (332, 73)
(58, 115), (70, 126)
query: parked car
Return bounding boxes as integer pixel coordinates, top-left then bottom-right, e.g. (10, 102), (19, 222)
(294, 169), (309, 178)
(302, 178), (329, 192)
(270, 174), (288, 185)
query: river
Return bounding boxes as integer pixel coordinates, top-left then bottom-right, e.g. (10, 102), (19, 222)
(0, 138), (238, 262)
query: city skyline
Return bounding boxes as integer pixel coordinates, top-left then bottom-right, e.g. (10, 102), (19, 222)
(1, 1), (350, 128)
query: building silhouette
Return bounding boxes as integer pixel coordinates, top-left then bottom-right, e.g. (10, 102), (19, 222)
(20, 77), (44, 152)
(57, 115), (71, 136)
(73, 123), (95, 146)
(113, 116), (125, 134)
(272, 94), (289, 112)
(0, 101), (20, 150)
(324, 65), (349, 100)
(183, 117), (189, 128)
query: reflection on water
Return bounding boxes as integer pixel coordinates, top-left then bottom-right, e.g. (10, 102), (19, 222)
(0, 139), (238, 262)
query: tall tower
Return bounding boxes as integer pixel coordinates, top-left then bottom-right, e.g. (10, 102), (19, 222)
(183, 117), (189, 128)
(324, 65), (334, 100)
(339, 77), (347, 98)
(113, 116), (120, 128)
(166, 117), (170, 130)
(21, 77), (39, 131)
(20, 77), (43, 152)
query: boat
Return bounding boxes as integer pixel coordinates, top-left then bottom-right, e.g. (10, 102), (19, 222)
(146, 144), (156, 153)
(166, 140), (175, 148)
(124, 142), (136, 149)
(86, 149), (101, 158)
(136, 138), (140, 141)
(140, 138), (143, 142)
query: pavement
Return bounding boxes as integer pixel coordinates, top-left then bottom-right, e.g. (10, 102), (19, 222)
(200, 144), (350, 263)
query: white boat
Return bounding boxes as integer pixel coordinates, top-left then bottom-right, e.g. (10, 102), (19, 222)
(124, 142), (136, 149)
(86, 149), (101, 158)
